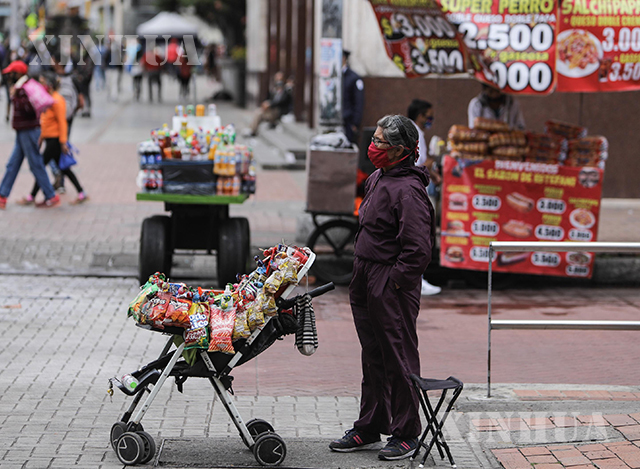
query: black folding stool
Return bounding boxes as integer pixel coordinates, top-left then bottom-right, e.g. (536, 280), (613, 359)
(409, 375), (464, 468)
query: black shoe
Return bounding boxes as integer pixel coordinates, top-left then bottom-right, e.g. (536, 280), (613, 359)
(329, 428), (380, 452)
(378, 436), (419, 460)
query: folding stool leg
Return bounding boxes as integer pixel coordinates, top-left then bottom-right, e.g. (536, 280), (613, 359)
(412, 384), (445, 467)
(425, 390), (449, 460)
(425, 385), (463, 467)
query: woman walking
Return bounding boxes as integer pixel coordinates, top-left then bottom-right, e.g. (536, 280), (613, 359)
(21, 72), (87, 205)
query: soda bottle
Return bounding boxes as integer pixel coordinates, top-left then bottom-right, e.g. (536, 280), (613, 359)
(232, 175), (240, 196)
(208, 103), (217, 116)
(216, 177), (223, 195)
(121, 374), (139, 392)
(143, 169), (151, 192)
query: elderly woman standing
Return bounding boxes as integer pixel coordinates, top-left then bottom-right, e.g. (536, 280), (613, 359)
(330, 115), (435, 461)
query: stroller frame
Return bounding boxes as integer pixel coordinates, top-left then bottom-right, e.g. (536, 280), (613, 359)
(109, 253), (336, 466)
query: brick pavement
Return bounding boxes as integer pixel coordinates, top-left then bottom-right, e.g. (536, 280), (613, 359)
(1, 275), (640, 468)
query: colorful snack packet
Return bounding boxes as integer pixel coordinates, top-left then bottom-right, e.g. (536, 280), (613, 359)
(185, 302), (210, 350)
(209, 302), (236, 353)
(140, 290), (171, 328)
(164, 297), (192, 328)
(128, 282), (159, 320)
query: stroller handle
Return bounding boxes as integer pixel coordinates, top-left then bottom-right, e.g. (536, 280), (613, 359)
(277, 282), (335, 310)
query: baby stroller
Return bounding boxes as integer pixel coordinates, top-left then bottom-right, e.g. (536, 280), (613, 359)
(108, 246), (334, 466)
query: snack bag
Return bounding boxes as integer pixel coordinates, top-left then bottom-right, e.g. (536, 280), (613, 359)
(246, 300), (265, 331)
(264, 270), (284, 294)
(232, 305), (251, 340)
(164, 297), (192, 328)
(128, 282), (159, 320)
(254, 291), (278, 318)
(279, 258), (300, 284)
(141, 290), (172, 328)
(210, 302), (237, 353)
(184, 302), (210, 350)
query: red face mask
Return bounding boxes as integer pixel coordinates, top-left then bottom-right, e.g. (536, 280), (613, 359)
(367, 142), (412, 169)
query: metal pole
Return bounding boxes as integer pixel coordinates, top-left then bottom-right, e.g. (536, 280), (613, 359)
(9, 0), (20, 51)
(487, 245), (493, 398)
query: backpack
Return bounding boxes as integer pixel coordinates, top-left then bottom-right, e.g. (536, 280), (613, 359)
(58, 75), (78, 120)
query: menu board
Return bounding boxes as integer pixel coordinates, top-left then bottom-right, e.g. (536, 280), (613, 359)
(440, 0), (558, 94)
(369, 0), (468, 78)
(556, 0), (640, 91)
(440, 155), (604, 278)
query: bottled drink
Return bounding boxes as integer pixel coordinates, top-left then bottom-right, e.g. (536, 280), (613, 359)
(196, 104), (205, 116)
(208, 103), (217, 116)
(121, 374), (139, 391)
(156, 170), (163, 192)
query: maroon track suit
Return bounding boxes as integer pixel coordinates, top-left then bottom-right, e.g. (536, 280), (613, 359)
(350, 161), (434, 439)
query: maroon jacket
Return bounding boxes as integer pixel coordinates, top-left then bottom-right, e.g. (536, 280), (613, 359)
(354, 161), (435, 290)
(12, 86), (38, 131)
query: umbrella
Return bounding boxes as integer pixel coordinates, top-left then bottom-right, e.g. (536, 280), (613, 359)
(136, 12), (199, 37)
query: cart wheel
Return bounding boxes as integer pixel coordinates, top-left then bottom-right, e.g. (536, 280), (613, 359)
(110, 422), (128, 451)
(139, 215), (172, 285)
(136, 430), (157, 464)
(253, 432), (287, 466)
(217, 217), (250, 287)
(115, 431), (145, 466)
(247, 418), (275, 438)
(307, 219), (358, 286)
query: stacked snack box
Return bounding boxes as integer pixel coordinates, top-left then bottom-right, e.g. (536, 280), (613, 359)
(440, 118), (607, 279)
(137, 105), (256, 196)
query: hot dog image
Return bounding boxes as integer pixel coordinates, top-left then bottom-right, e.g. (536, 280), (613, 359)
(506, 192), (534, 213)
(502, 219), (533, 238)
(497, 252), (529, 266)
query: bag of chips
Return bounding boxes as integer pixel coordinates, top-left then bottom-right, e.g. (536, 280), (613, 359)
(184, 302), (210, 350)
(140, 290), (171, 328)
(209, 301), (237, 353)
(128, 282), (159, 321)
(246, 300), (265, 331)
(164, 297), (192, 328)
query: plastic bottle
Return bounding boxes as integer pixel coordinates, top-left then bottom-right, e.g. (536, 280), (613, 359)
(232, 175), (240, 196)
(208, 103), (217, 116)
(196, 104), (205, 116)
(121, 374), (139, 392)
(156, 170), (163, 193)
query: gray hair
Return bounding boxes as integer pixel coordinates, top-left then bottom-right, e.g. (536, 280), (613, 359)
(377, 115), (419, 159)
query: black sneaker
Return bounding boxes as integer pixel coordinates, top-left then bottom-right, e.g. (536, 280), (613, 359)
(329, 428), (380, 452)
(378, 436), (419, 460)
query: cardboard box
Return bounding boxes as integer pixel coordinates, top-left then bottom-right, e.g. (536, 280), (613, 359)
(306, 147), (358, 214)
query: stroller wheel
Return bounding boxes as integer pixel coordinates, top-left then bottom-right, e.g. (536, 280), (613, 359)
(247, 419), (275, 439)
(136, 430), (157, 464)
(116, 432), (145, 465)
(110, 422), (128, 450)
(253, 432), (287, 466)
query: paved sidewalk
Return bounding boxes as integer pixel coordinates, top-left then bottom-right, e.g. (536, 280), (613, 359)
(1, 275), (640, 468)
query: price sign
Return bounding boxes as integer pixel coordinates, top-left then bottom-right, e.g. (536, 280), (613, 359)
(470, 246), (496, 262)
(472, 194), (501, 211)
(537, 198), (566, 214)
(566, 264), (590, 277)
(557, 1), (640, 91)
(568, 228), (593, 241)
(442, 0), (557, 94)
(472, 220), (500, 236)
(535, 224), (565, 240)
(531, 252), (561, 267)
(370, 1), (467, 78)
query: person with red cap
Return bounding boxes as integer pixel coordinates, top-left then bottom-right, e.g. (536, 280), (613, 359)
(0, 60), (59, 209)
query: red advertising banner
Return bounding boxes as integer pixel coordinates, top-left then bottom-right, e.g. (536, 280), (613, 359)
(440, 0), (558, 94)
(368, 0), (468, 77)
(556, 0), (640, 91)
(440, 155), (604, 278)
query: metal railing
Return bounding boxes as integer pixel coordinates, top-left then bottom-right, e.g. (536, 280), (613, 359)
(487, 241), (640, 398)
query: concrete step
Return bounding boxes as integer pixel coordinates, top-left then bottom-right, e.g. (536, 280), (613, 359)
(252, 117), (315, 170)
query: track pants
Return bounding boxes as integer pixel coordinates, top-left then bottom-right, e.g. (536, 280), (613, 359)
(349, 256), (422, 439)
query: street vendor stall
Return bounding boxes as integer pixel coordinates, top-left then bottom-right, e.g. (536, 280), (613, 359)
(136, 105), (256, 286)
